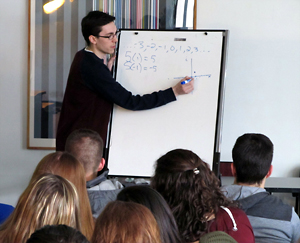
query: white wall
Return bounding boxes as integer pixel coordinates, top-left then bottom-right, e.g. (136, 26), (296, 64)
(0, 1), (50, 206)
(197, 0), (300, 177)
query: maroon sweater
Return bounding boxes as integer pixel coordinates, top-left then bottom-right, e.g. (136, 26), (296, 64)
(208, 207), (255, 243)
(56, 49), (176, 151)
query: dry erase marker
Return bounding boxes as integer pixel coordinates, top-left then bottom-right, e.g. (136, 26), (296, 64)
(181, 78), (192, 85)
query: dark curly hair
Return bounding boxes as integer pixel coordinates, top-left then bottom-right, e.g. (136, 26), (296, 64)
(151, 149), (236, 242)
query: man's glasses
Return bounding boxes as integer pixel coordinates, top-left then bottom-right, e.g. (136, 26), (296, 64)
(96, 30), (120, 40)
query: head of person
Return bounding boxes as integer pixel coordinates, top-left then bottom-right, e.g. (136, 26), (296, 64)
(0, 174), (81, 243)
(151, 149), (235, 242)
(30, 152), (94, 240)
(117, 185), (182, 243)
(91, 201), (161, 243)
(81, 10), (117, 47)
(232, 133), (274, 185)
(26, 224), (89, 243)
(65, 129), (104, 181)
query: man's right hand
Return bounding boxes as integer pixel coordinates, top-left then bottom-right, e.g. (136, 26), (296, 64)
(172, 76), (194, 97)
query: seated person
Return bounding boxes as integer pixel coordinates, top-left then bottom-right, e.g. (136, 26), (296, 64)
(151, 149), (255, 243)
(117, 185), (182, 243)
(91, 201), (161, 243)
(65, 129), (123, 218)
(30, 152), (94, 240)
(0, 174), (81, 243)
(222, 133), (300, 243)
(0, 203), (14, 225)
(26, 224), (89, 243)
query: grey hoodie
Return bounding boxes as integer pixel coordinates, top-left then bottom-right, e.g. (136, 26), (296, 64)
(87, 170), (123, 218)
(222, 185), (300, 243)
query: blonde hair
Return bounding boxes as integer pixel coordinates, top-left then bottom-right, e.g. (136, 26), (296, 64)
(30, 152), (95, 240)
(0, 174), (81, 243)
(91, 201), (161, 243)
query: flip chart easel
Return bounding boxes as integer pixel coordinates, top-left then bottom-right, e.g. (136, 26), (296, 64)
(107, 29), (228, 177)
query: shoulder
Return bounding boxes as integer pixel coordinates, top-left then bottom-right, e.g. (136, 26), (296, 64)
(88, 188), (123, 218)
(72, 49), (86, 61)
(87, 186), (122, 203)
(80, 51), (112, 85)
(221, 184), (241, 199)
(99, 179), (124, 190)
(210, 207), (254, 243)
(88, 178), (123, 191)
(213, 207), (252, 230)
(81, 49), (104, 66)
(217, 206), (249, 222)
(240, 192), (293, 221)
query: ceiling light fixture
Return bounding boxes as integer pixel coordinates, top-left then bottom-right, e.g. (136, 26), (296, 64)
(43, 0), (65, 14)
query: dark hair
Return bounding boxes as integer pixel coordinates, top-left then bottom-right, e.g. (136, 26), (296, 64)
(81, 11), (115, 45)
(26, 224), (89, 243)
(65, 129), (104, 174)
(151, 149), (236, 242)
(91, 201), (161, 243)
(117, 186), (182, 243)
(232, 133), (273, 184)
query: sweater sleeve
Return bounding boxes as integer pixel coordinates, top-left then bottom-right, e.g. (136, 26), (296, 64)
(81, 51), (176, 111)
(291, 209), (300, 243)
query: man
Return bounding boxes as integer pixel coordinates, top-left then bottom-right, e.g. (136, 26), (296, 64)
(222, 133), (300, 243)
(56, 11), (194, 151)
(65, 129), (123, 218)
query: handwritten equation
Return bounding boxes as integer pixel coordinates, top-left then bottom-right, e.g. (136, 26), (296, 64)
(131, 41), (211, 54)
(123, 51), (157, 73)
(121, 41), (212, 76)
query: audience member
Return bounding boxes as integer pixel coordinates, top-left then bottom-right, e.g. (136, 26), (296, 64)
(151, 149), (254, 243)
(91, 201), (161, 243)
(0, 174), (81, 243)
(117, 185), (182, 243)
(222, 133), (300, 243)
(30, 152), (94, 240)
(0, 203), (14, 224)
(65, 129), (123, 217)
(26, 224), (89, 243)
